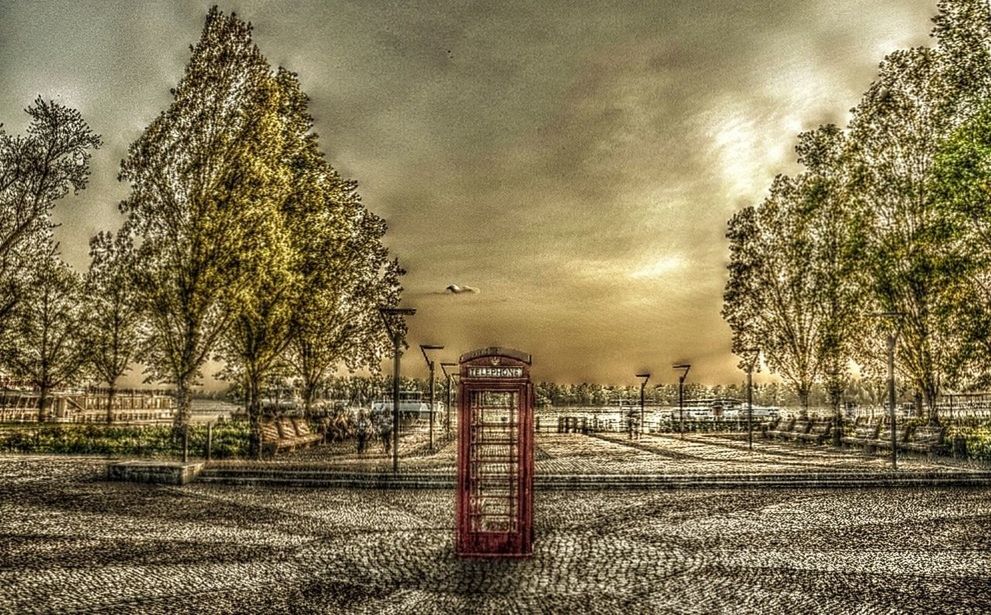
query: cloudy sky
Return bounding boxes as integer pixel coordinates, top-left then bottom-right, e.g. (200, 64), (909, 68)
(0, 0), (938, 385)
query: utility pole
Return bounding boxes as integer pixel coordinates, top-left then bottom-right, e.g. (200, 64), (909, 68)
(441, 362), (458, 437)
(637, 372), (650, 438)
(420, 344), (444, 451)
(875, 311), (904, 470)
(378, 306), (416, 474)
(738, 348), (759, 451)
(674, 364), (691, 439)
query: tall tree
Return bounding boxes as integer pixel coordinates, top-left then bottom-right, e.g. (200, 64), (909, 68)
(931, 100), (991, 388)
(217, 68), (307, 454)
(82, 231), (143, 423)
(847, 48), (979, 422)
(724, 129), (863, 420)
(724, 176), (821, 412)
(119, 8), (287, 431)
(0, 98), (100, 327)
(286, 202), (403, 417)
(2, 245), (88, 420)
(796, 126), (865, 434)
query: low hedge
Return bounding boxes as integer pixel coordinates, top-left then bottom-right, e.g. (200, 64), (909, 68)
(0, 422), (251, 459)
(944, 424), (991, 462)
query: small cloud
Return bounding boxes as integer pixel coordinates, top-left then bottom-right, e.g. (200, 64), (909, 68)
(446, 283), (480, 294)
(628, 255), (684, 279)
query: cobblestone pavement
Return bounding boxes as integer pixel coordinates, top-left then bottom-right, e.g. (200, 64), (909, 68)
(211, 430), (987, 477)
(2, 457), (990, 613)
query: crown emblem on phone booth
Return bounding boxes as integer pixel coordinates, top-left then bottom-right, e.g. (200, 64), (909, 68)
(491, 357), (501, 366)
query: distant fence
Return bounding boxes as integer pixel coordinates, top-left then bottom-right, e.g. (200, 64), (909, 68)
(542, 416), (772, 435)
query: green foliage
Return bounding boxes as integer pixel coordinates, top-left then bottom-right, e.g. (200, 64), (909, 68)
(119, 8), (404, 437)
(0, 422), (251, 458)
(0, 97), (100, 329)
(119, 8), (298, 429)
(846, 45), (975, 418)
(82, 230), (143, 418)
(723, 1), (991, 417)
(932, 101), (991, 388)
(1, 247), (89, 420)
(944, 423), (991, 463)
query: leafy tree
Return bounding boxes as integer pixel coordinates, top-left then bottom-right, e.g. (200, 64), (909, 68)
(847, 48), (976, 423)
(285, 193), (403, 417)
(119, 8), (287, 431)
(843, 1), (991, 422)
(797, 126), (865, 433)
(724, 177), (821, 412)
(2, 246), (88, 420)
(215, 68), (305, 448)
(932, 100), (991, 387)
(725, 124), (864, 422)
(725, 2), (991, 423)
(0, 98), (100, 327)
(82, 231), (143, 423)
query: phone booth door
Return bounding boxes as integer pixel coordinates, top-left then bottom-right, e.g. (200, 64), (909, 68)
(456, 347), (534, 557)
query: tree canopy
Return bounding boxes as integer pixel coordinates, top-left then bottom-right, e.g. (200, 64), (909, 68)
(0, 98), (100, 328)
(724, 0), (991, 423)
(119, 7), (403, 436)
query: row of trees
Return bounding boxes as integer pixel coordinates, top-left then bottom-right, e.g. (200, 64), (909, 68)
(273, 374), (896, 411)
(533, 380), (888, 410)
(0, 99), (102, 420)
(0, 9), (403, 452)
(723, 0), (991, 425)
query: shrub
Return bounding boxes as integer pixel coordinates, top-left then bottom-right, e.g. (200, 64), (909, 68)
(0, 422), (252, 459)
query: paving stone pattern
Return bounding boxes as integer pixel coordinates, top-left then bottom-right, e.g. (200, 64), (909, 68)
(214, 430), (988, 478)
(2, 456), (991, 613)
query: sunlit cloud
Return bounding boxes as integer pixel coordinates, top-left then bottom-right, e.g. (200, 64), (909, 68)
(628, 255), (685, 280)
(0, 0), (941, 383)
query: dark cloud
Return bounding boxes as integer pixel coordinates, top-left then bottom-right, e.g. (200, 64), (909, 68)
(0, 0), (938, 384)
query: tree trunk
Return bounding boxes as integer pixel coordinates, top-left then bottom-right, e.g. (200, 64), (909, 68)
(172, 379), (191, 438)
(37, 385), (49, 422)
(923, 390), (939, 425)
(301, 378), (318, 420)
(246, 375), (262, 459)
(833, 401), (844, 446)
(827, 378), (844, 447)
(105, 385), (116, 424)
(798, 387), (810, 418)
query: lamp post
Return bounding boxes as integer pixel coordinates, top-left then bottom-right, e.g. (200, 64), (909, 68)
(738, 349), (759, 451)
(874, 312), (905, 470)
(378, 306), (416, 474)
(419, 344), (445, 451)
(441, 362), (458, 437)
(673, 364), (691, 439)
(636, 372), (650, 438)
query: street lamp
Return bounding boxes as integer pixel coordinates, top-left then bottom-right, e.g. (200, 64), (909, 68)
(874, 311), (905, 469)
(673, 364), (692, 439)
(419, 344), (445, 451)
(378, 306), (416, 474)
(441, 362), (458, 437)
(737, 349), (759, 451)
(636, 372), (650, 438)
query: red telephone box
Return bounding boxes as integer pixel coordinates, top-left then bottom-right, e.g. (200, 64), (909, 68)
(456, 347), (534, 557)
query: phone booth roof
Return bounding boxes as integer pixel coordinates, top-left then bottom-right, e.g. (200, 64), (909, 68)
(459, 347), (532, 381)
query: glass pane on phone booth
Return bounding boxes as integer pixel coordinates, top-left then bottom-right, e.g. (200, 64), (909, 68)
(468, 390), (518, 533)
